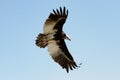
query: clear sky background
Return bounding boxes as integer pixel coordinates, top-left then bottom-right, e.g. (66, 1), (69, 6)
(0, 0), (120, 80)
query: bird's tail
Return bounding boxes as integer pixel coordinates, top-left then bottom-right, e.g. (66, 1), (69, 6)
(35, 33), (48, 48)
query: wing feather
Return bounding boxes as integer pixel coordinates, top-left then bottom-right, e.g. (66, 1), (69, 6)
(47, 39), (78, 73)
(56, 9), (60, 15)
(53, 9), (57, 15)
(43, 7), (68, 34)
(60, 7), (62, 15)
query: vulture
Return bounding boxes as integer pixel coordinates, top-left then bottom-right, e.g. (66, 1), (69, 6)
(36, 7), (79, 73)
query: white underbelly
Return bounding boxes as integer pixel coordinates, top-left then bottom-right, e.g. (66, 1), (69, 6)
(47, 40), (62, 57)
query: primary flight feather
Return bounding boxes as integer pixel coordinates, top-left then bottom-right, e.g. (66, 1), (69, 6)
(36, 7), (78, 73)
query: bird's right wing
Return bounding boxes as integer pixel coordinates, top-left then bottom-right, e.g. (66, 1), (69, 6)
(43, 7), (68, 34)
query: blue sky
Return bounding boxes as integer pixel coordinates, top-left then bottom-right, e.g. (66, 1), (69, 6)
(0, 0), (120, 80)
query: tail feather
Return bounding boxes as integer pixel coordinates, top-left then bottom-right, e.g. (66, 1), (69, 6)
(36, 33), (48, 48)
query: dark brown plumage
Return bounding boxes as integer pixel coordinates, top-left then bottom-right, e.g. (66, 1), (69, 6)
(36, 7), (79, 73)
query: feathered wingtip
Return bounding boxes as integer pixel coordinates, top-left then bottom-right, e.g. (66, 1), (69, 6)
(49, 6), (68, 19)
(53, 7), (68, 16)
(65, 62), (82, 73)
(53, 54), (82, 73)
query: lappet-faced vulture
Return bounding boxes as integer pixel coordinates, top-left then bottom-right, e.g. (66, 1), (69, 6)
(36, 7), (79, 73)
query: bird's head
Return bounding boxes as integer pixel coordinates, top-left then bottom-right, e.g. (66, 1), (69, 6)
(62, 32), (71, 41)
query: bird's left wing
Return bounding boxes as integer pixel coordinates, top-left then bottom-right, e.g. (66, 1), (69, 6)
(47, 38), (78, 73)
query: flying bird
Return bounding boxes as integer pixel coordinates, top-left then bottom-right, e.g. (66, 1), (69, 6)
(35, 7), (79, 73)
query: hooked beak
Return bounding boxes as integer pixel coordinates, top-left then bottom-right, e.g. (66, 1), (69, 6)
(65, 34), (71, 41)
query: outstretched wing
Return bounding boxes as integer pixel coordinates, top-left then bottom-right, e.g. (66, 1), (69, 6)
(47, 7), (78, 73)
(48, 38), (78, 73)
(43, 7), (68, 34)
